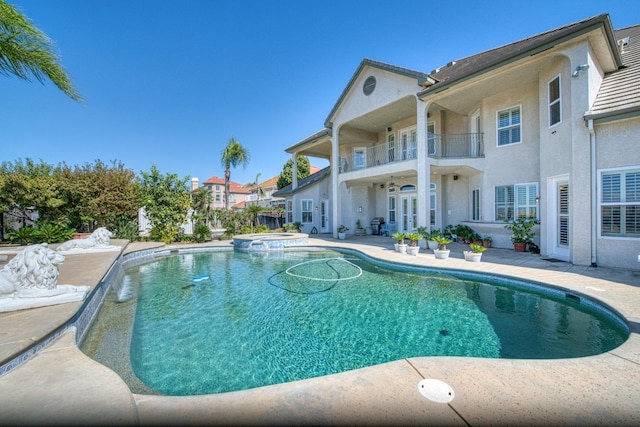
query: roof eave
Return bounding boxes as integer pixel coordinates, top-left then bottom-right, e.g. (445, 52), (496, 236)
(584, 105), (640, 124)
(418, 14), (621, 99)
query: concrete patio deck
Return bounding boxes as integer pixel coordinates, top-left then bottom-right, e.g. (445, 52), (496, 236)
(1, 235), (639, 425)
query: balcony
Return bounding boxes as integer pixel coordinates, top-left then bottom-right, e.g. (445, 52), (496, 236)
(338, 133), (483, 173)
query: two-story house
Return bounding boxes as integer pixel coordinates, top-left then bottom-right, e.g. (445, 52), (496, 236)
(200, 176), (251, 210)
(277, 14), (639, 270)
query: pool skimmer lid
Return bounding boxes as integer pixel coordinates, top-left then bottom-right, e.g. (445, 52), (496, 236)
(418, 379), (455, 403)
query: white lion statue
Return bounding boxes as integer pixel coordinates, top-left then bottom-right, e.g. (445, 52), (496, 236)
(0, 244), (90, 311)
(57, 227), (114, 252)
(1, 244), (66, 297)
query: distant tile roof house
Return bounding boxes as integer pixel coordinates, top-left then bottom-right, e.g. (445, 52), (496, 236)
(278, 13), (640, 270)
(201, 176), (250, 210)
(246, 166), (322, 209)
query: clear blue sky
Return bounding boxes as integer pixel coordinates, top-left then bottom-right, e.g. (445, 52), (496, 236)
(3, 0), (636, 186)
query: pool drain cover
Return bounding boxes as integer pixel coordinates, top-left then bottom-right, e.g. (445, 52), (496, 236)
(418, 379), (455, 403)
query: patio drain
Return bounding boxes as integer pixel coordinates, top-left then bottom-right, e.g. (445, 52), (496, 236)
(418, 378), (455, 403)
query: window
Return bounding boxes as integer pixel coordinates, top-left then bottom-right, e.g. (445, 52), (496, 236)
(399, 127), (417, 160)
(388, 196), (396, 223)
(410, 128), (417, 159)
(301, 199), (313, 223)
(472, 189), (480, 221)
(601, 169), (640, 237)
(353, 147), (366, 169)
(215, 194), (220, 202)
(387, 133), (395, 162)
(497, 106), (521, 146)
(286, 200), (293, 223)
(548, 76), (561, 127)
(427, 122), (436, 155)
(430, 193), (436, 225)
(495, 183), (538, 221)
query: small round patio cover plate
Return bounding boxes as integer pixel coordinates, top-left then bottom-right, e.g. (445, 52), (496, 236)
(418, 378), (455, 403)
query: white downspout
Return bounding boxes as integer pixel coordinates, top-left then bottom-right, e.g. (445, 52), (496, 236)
(588, 119), (597, 267)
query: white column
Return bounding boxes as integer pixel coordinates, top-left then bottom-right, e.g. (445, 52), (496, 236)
(292, 153), (298, 190)
(416, 99), (431, 230)
(331, 128), (340, 238)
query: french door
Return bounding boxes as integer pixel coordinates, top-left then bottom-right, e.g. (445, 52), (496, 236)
(400, 194), (417, 233)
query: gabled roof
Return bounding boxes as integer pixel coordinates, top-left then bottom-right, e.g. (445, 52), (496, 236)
(272, 166), (331, 197)
(324, 59), (434, 128)
(586, 24), (640, 122)
(248, 166), (323, 192)
(285, 128), (332, 154)
(202, 176), (251, 194)
(418, 13), (622, 98)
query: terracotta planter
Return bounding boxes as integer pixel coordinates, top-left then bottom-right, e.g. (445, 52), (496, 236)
(513, 242), (527, 252)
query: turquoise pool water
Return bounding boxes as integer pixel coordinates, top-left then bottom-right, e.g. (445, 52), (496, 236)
(83, 250), (628, 396)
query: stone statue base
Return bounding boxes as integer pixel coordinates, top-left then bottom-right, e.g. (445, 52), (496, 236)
(0, 284), (91, 313)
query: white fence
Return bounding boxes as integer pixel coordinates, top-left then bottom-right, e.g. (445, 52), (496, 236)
(138, 208), (194, 236)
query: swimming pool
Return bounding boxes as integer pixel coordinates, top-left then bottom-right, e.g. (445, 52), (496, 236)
(80, 249), (629, 396)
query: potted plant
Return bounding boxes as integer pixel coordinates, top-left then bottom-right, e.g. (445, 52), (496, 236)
(406, 232), (421, 255)
(337, 225), (349, 240)
(504, 218), (535, 252)
(455, 224), (473, 244)
(354, 219), (366, 236)
(392, 232), (407, 253)
(433, 236), (452, 259)
(482, 235), (492, 248)
(418, 227), (440, 250)
(464, 243), (486, 262)
(444, 224), (457, 242)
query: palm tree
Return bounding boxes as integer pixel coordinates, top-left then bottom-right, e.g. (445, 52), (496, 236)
(191, 186), (213, 225)
(253, 172), (265, 204)
(0, 1), (82, 101)
(220, 137), (250, 210)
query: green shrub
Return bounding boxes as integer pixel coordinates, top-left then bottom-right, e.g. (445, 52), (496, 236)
(193, 223), (211, 243)
(113, 220), (140, 241)
(33, 221), (75, 243)
(7, 227), (36, 245)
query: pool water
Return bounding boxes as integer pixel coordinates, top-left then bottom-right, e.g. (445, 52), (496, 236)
(82, 250), (628, 396)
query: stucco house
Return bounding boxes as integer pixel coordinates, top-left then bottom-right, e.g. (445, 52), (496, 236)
(277, 14), (640, 270)
(199, 176), (251, 210)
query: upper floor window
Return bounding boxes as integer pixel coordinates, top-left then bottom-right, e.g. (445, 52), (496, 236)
(548, 75), (561, 127)
(353, 147), (366, 169)
(427, 122), (436, 155)
(387, 133), (395, 162)
(601, 169), (640, 237)
(497, 106), (521, 146)
(495, 183), (538, 221)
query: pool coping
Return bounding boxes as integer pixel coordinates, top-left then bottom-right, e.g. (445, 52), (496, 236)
(1, 236), (640, 425)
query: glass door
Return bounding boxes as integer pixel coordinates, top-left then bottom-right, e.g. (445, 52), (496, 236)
(401, 195), (417, 232)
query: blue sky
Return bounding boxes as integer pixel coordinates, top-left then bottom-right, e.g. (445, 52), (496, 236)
(3, 0), (636, 186)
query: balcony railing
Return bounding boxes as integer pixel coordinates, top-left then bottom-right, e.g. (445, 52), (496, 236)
(428, 133), (484, 159)
(338, 133), (483, 173)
